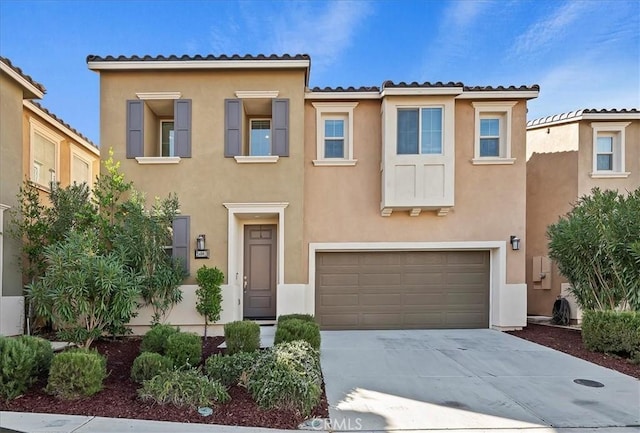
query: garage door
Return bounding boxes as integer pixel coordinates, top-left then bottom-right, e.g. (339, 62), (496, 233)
(315, 251), (490, 330)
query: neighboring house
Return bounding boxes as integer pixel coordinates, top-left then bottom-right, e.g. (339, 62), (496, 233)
(526, 109), (640, 320)
(87, 54), (538, 334)
(0, 57), (99, 336)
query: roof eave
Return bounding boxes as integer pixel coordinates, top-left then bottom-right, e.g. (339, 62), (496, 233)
(0, 62), (45, 99)
(527, 112), (640, 129)
(305, 91), (381, 100)
(457, 90), (539, 100)
(381, 87), (464, 97)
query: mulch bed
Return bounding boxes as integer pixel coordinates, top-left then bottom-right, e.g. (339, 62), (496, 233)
(0, 336), (329, 429)
(507, 323), (640, 379)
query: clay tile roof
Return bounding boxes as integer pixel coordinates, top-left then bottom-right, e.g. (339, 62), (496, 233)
(86, 53), (311, 62)
(527, 108), (640, 127)
(463, 84), (540, 92)
(382, 80), (464, 88)
(29, 101), (98, 148)
(0, 56), (46, 93)
(310, 85), (380, 92)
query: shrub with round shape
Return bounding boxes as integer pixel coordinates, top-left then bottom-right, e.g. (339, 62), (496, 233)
(140, 324), (179, 354)
(165, 332), (202, 368)
(46, 349), (107, 399)
(224, 320), (260, 355)
(131, 352), (174, 383)
(138, 368), (230, 408)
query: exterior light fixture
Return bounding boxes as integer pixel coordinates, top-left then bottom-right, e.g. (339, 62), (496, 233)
(195, 234), (209, 259)
(510, 235), (521, 251)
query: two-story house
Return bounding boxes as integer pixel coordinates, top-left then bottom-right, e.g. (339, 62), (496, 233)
(87, 54), (538, 333)
(526, 109), (640, 320)
(0, 57), (99, 336)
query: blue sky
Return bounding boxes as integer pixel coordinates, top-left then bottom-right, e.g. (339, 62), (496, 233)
(1, 0), (638, 144)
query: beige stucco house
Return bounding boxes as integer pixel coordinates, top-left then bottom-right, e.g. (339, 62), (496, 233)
(526, 109), (640, 319)
(88, 54), (538, 334)
(0, 57), (99, 336)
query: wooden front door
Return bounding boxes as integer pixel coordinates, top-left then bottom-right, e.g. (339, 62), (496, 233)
(243, 225), (277, 319)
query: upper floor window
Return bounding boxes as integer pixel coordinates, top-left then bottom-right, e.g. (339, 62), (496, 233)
(590, 122), (631, 177)
(71, 152), (91, 186)
(472, 101), (517, 164)
(397, 107), (442, 155)
(126, 93), (191, 164)
(225, 92), (289, 163)
(29, 118), (61, 189)
(312, 102), (358, 166)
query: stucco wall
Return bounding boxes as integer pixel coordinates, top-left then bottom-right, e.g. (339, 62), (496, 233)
(98, 69), (307, 285)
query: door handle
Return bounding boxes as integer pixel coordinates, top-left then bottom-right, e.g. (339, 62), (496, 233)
(243, 276), (248, 292)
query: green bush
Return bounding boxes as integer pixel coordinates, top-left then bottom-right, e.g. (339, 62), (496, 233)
(204, 351), (259, 387)
(582, 310), (640, 357)
(131, 352), (173, 383)
(277, 314), (315, 325)
(274, 318), (321, 350)
(196, 265), (224, 338)
(18, 335), (53, 377)
(248, 341), (321, 416)
(140, 324), (179, 354)
(46, 349), (107, 399)
(0, 336), (38, 400)
(224, 321), (260, 355)
(138, 369), (230, 408)
(165, 332), (202, 368)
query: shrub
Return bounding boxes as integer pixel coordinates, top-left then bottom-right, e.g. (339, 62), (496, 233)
(248, 341), (321, 416)
(224, 321), (260, 355)
(165, 332), (202, 368)
(0, 337), (38, 400)
(204, 351), (259, 387)
(18, 335), (53, 376)
(140, 324), (179, 354)
(138, 369), (230, 408)
(582, 310), (640, 357)
(131, 352), (174, 383)
(196, 265), (224, 338)
(274, 318), (321, 350)
(46, 349), (107, 399)
(277, 314), (315, 325)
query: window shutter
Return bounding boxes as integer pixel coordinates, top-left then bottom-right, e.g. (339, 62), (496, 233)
(172, 216), (190, 275)
(174, 99), (192, 158)
(272, 98), (289, 156)
(225, 99), (242, 157)
(126, 100), (144, 158)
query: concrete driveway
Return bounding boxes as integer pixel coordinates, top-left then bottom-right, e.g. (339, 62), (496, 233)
(320, 329), (640, 432)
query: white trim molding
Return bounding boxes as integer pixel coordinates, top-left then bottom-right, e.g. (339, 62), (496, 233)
(305, 91), (381, 100)
(135, 156), (181, 164)
(88, 59), (310, 71)
(312, 102), (359, 165)
(0, 61), (44, 99)
(70, 145), (95, 186)
(472, 101), (517, 163)
(590, 121), (630, 176)
(235, 90), (279, 99)
(234, 156), (280, 164)
(136, 92), (181, 100)
(29, 117), (62, 189)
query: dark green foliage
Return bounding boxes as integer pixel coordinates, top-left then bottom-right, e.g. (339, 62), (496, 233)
(165, 332), (202, 368)
(130, 352), (173, 383)
(138, 369), (230, 408)
(204, 351), (259, 387)
(248, 341), (322, 416)
(277, 314), (315, 325)
(582, 310), (640, 357)
(547, 187), (640, 311)
(46, 349), (107, 399)
(224, 321), (260, 355)
(195, 266), (224, 338)
(140, 324), (179, 354)
(18, 335), (53, 376)
(0, 337), (38, 400)
(274, 318), (321, 350)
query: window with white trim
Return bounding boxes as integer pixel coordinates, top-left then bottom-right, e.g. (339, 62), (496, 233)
(590, 122), (630, 177)
(250, 119), (271, 156)
(312, 102), (358, 166)
(397, 107), (443, 155)
(70, 148), (94, 187)
(160, 120), (175, 157)
(472, 101), (517, 164)
(30, 118), (61, 189)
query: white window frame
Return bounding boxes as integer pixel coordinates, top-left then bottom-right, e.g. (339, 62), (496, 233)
(472, 101), (517, 165)
(396, 105), (444, 156)
(134, 92), (182, 164)
(590, 122), (630, 178)
(249, 118), (272, 156)
(70, 146), (94, 187)
(159, 119), (175, 157)
(29, 118), (61, 190)
(312, 102), (358, 166)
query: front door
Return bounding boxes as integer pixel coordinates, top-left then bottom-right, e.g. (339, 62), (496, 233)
(243, 225), (277, 319)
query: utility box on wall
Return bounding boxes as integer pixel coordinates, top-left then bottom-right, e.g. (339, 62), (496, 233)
(532, 256), (551, 290)
(560, 283), (582, 324)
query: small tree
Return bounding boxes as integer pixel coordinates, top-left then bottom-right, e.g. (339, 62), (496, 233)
(195, 266), (224, 339)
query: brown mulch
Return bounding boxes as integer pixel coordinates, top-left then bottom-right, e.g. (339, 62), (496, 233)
(507, 323), (640, 379)
(0, 336), (329, 429)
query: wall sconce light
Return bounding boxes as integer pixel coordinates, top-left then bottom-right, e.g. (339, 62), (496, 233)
(195, 234), (209, 259)
(510, 235), (521, 251)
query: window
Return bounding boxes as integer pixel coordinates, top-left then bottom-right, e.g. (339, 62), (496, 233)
(72, 155), (90, 185)
(590, 122), (631, 177)
(29, 118), (60, 189)
(225, 94), (290, 163)
(397, 107), (442, 155)
(472, 101), (517, 164)
(126, 93), (191, 163)
(312, 102), (358, 166)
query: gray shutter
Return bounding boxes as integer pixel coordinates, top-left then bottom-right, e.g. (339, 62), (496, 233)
(225, 99), (242, 157)
(172, 216), (190, 275)
(174, 99), (192, 158)
(272, 99), (289, 156)
(126, 100), (144, 158)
